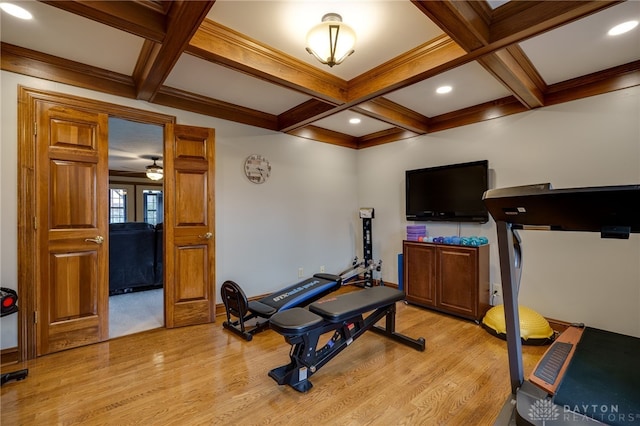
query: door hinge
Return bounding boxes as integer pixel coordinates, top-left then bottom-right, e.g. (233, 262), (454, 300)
(33, 311), (38, 324)
(34, 121), (37, 137)
(33, 217), (37, 230)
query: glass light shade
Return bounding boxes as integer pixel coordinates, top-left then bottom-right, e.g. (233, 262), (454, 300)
(306, 13), (355, 67)
(146, 167), (163, 181)
(146, 158), (163, 181)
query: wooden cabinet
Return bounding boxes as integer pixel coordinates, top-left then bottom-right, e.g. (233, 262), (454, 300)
(403, 240), (490, 322)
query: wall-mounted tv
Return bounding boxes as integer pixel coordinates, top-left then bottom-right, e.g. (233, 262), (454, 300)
(405, 160), (489, 223)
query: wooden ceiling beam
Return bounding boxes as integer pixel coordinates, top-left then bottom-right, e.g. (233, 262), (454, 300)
(187, 20), (349, 104)
(477, 45), (546, 108)
(347, 35), (468, 102)
(277, 36), (464, 134)
(154, 86), (279, 131)
(414, 0), (547, 109)
(545, 60), (640, 106)
(286, 125), (358, 149)
(0, 42), (136, 99)
(134, 1), (215, 101)
(185, 23), (466, 134)
(39, 0), (167, 42)
(428, 95), (527, 134)
(490, 1), (622, 46)
(357, 128), (420, 150)
(353, 98), (430, 134)
(278, 100), (338, 133)
(411, 0), (491, 50)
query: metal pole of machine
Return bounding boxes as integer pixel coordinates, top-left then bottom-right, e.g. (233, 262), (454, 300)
(359, 208), (374, 287)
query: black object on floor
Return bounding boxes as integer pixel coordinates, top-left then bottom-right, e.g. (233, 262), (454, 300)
(1, 369), (28, 386)
(1, 287), (28, 387)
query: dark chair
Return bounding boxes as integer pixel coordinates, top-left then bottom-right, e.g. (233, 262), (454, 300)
(154, 223), (163, 285)
(109, 222), (157, 294)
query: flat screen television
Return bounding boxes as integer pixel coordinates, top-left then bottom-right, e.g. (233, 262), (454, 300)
(405, 160), (489, 223)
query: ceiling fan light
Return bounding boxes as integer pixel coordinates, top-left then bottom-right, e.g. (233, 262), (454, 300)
(146, 158), (163, 181)
(306, 13), (356, 67)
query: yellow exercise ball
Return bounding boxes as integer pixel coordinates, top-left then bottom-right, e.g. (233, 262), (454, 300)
(482, 304), (554, 345)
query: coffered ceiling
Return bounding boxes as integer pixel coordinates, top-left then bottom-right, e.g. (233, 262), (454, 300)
(1, 0), (639, 172)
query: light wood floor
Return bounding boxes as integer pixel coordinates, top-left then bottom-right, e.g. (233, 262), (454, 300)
(1, 300), (546, 425)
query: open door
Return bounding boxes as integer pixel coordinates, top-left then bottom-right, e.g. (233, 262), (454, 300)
(164, 124), (216, 327)
(35, 101), (109, 355)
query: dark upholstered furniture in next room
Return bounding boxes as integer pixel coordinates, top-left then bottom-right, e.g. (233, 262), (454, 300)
(109, 222), (163, 295)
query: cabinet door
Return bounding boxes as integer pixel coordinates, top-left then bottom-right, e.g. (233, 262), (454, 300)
(404, 242), (436, 307)
(437, 246), (478, 319)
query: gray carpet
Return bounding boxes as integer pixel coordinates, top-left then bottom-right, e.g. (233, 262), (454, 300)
(109, 289), (164, 338)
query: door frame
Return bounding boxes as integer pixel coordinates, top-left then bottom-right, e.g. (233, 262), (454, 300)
(18, 86), (176, 360)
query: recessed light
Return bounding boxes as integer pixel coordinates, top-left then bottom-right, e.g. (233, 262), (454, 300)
(608, 20), (638, 36)
(349, 118), (361, 124)
(0, 2), (33, 20)
(436, 85), (452, 94)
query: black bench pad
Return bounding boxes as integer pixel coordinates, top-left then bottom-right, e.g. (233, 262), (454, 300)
(247, 300), (277, 317)
(256, 273), (342, 312)
(309, 286), (404, 323)
(269, 308), (324, 335)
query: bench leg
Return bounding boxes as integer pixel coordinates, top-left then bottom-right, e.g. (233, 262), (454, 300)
(371, 303), (426, 351)
(268, 331), (324, 392)
(222, 315), (270, 341)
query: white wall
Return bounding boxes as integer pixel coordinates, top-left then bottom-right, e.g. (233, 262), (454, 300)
(357, 86), (640, 337)
(2, 71), (639, 350)
(0, 71), (359, 349)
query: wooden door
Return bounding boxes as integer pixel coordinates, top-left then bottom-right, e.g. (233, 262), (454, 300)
(164, 124), (216, 327)
(403, 242), (437, 307)
(36, 101), (109, 355)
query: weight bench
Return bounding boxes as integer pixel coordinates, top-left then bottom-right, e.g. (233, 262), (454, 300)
(268, 286), (426, 392)
(221, 273), (342, 341)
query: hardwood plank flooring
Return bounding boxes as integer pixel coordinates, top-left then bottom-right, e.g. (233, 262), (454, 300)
(1, 301), (546, 425)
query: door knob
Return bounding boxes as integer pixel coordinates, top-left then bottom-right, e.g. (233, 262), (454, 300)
(199, 232), (213, 240)
(85, 236), (104, 244)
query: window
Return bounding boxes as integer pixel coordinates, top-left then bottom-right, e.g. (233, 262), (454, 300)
(143, 190), (163, 225)
(109, 182), (161, 224)
(109, 188), (128, 223)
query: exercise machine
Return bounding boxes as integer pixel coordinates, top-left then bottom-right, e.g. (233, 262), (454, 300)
(0, 287), (28, 386)
(221, 208), (384, 340)
(356, 207), (381, 287)
(268, 286), (425, 392)
(483, 183), (640, 425)
(221, 273), (343, 341)
(360, 207), (375, 287)
(339, 256), (383, 287)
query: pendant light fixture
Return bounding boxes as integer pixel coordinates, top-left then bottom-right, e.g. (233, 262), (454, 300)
(306, 13), (356, 67)
(146, 157), (163, 181)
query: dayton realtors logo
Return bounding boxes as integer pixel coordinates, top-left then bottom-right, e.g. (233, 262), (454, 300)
(528, 398), (639, 424)
(528, 399), (560, 425)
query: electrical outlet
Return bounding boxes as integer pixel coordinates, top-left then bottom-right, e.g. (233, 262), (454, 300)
(298, 268), (304, 278)
(491, 283), (503, 305)
(491, 283), (502, 298)
(320, 265), (325, 273)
